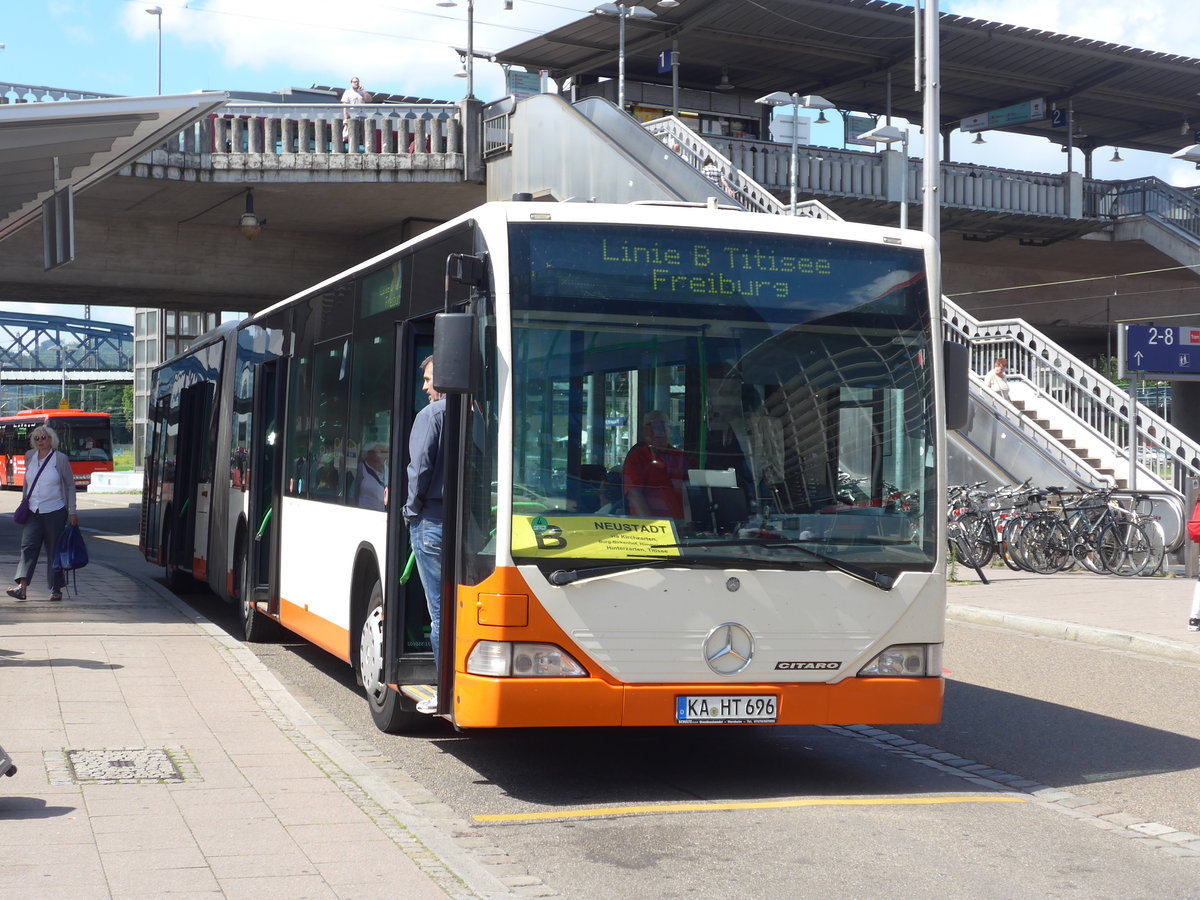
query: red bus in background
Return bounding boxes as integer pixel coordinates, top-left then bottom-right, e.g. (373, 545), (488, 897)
(0, 409), (114, 491)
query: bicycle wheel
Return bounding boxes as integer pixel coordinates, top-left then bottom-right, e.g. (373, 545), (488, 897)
(959, 512), (995, 569)
(1138, 518), (1166, 575)
(1097, 521), (1153, 577)
(999, 515), (1035, 572)
(1019, 518), (1071, 574)
(948, 516), (981, 569)
(1076, 530), (1108, 574)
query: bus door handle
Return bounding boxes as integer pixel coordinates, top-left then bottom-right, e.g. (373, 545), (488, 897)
(254, 507), (273, 542)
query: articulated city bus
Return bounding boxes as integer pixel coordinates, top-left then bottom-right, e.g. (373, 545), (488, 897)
(0, 409), (114, 490)
(141, 200), (964, 733)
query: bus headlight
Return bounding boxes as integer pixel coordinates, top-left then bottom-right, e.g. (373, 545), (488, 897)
(857, 644), (942, 677)
(466, 641), (588, 678)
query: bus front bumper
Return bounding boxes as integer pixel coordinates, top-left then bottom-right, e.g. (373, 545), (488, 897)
(448, 674), (943, 728)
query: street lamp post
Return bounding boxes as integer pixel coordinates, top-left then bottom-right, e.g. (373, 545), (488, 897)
(860, 124), (909, 228)
(145, 6), (162, 95)
(755, 92), (834, 215)
(592, 3), (657, 113)
(439, 0), (514, 100)
(437, 0), (477, 98)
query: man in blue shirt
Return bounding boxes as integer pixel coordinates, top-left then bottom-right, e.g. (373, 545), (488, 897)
(402, 355), (446, 713)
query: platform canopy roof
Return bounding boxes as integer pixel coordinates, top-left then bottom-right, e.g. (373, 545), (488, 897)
(0, 92), (229, 243)
(496, 0), (1200, 157)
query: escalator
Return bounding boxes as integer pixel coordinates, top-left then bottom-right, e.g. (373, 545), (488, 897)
(949, 380), (1108, 490)
(485, 94), (744, 206)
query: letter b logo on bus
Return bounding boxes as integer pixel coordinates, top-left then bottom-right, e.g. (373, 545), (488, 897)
(531, 516), (567, 551)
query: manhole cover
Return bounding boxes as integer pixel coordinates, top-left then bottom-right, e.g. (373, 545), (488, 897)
(48, 747), (199, 785)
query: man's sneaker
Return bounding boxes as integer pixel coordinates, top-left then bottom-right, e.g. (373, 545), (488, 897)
(416, 694), (438, 714)
(1189, 618), (1200, 632)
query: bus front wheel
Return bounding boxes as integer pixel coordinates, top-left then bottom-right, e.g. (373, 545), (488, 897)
(358, 580), (421, 734)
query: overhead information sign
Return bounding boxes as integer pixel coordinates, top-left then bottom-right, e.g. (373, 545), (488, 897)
(1123, 325), (1200, 375)
(961, 98), (1045, 133)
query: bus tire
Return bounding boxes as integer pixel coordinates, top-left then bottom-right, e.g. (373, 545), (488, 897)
(358, 579), (421, 734)
(236, 540), (284, 643)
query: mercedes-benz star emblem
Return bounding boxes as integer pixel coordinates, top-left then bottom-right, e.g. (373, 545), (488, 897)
(703, 622), (754, 676)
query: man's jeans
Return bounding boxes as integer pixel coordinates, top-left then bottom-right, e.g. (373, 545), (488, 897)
(409, 515), (443, 673)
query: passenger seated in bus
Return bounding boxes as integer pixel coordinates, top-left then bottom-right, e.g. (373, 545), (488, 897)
(623, 411), (693, 520)
(356, 442), (388, 510)
(78, 439), (110, 461)
(576, 463), (608, 513)
(594, 471), (625, 516)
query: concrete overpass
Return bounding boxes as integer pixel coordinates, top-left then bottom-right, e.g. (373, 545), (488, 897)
(0, 90), (487, 314)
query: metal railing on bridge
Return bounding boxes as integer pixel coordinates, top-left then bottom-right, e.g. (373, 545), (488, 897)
(1086, 176), (1200, 245)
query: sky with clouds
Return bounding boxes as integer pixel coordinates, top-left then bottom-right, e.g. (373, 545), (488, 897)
(3, 0), (1199, 325)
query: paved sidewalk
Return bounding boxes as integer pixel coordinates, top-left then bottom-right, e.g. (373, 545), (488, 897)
(3, 534), (1198, 900)
(0, 557), (513, 900)
(948, 564), (1200, 664)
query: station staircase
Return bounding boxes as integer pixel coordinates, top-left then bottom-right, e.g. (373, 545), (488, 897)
(486, 95), (1200, 547)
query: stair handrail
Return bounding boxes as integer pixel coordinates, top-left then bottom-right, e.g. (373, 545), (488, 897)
(643, 116), (841, 220)
(1104, 175), (1200, 246)
(943, 296), (1200, 496)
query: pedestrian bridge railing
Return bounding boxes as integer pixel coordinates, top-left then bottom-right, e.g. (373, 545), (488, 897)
(129, 103), (468, 179)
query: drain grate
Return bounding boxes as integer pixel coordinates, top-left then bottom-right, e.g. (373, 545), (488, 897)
(47, 747), (200, 785)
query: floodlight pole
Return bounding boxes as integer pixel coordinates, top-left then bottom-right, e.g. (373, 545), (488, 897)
(146, 6), (163, 95)
(921, 0), (940, 246)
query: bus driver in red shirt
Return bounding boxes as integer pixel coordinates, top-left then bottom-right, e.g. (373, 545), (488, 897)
(623, 411), (692, 520)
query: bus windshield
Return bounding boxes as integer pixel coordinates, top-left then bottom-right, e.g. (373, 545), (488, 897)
(508, 222), (936, 574)
(55, 417), (113, 462)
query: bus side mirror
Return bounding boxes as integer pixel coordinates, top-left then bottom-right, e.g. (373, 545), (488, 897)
(433, 312), (478, 395)
(943, 340), (969, 432)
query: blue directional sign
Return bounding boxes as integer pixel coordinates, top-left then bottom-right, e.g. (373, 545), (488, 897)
(1124, 325), (1200, 375)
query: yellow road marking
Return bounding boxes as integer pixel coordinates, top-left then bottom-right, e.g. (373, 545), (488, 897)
(474, 795), (1025, 823)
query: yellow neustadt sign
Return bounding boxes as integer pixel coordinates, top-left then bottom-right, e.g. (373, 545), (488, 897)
(512, 515), (681, 559)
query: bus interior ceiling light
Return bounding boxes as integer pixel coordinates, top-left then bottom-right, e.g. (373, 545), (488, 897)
(239, 189), (264, 240)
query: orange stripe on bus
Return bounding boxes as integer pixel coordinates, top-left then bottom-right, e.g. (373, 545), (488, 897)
(279, 598), (351, 663)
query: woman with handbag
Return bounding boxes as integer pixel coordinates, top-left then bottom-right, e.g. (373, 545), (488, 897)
(7, 426), (77, 602)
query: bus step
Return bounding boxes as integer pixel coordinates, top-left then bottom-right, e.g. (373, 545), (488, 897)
(399, 684), (436, 703)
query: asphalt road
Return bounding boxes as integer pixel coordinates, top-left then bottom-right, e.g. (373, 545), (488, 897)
(68, 494), (1200, 897)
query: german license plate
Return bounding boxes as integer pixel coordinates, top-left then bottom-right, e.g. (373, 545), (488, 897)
(676, 695), (777, 724)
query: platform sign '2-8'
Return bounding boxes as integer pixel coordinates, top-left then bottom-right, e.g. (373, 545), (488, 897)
(1123, 325), (1200, 376)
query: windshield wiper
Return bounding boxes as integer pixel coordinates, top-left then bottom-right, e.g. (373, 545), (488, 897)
(652, 538), (895, 592)
(546, 554), (774, 586)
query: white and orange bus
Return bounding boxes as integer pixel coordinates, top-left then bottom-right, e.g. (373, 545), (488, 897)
(141, 200), (965, 733)
(0, 408), (114, 490)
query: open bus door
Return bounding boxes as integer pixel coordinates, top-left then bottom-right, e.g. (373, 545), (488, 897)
(376, 319), (448, 726)
(164, 382), (213, 588)
(241, 358), (287, 641)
